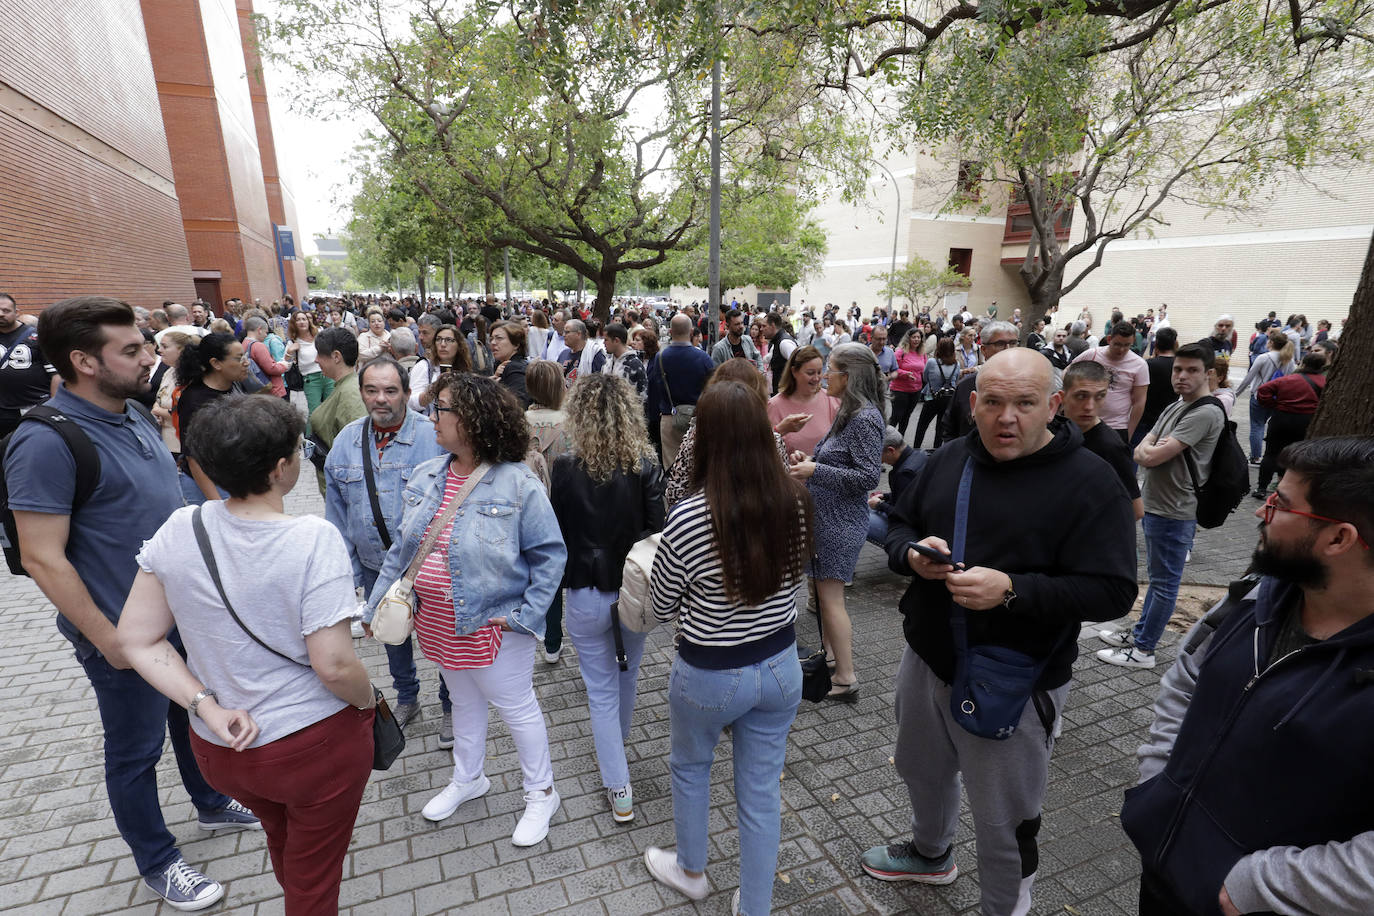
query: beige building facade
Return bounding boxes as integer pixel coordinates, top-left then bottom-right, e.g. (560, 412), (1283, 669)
(795, 148), (1369, 350)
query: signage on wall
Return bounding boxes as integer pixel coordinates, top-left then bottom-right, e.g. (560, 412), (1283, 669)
(276, 226), (297, 261)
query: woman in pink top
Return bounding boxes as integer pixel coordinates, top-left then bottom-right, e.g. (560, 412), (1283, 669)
(888, 328), (927, 436)
(766, 345), (839, 458)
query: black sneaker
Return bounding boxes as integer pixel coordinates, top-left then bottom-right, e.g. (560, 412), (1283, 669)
(145, 858), (224, 911)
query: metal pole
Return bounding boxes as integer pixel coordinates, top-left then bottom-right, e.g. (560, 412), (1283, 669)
(707, 4), (722, 345)
(873, 162), (900, 318)
(503, 248), (512, 308)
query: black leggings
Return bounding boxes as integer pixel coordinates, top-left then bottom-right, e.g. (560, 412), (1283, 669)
(890, 390), (921, 435)
(1257, 410), (1313, 491)
(913, 397), (950, 449)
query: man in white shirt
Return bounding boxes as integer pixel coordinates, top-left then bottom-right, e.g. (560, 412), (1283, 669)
(543, 310), (568, 360)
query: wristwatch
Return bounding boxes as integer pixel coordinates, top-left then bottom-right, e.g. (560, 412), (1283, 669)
(189, 688), (216, 719)
(1000, 577), (1018, 609)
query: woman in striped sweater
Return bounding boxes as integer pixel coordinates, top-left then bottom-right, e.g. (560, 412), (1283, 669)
(644, 380), (815, 916)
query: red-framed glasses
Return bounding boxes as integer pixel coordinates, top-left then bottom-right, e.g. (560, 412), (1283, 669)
(1262, 492), (1370, 549)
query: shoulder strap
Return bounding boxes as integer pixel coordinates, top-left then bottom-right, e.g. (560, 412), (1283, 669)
(125, 398), (158, 431)
(949, 458), (975, 655)
(656, 353), (675, 404)
(1299, 373), (1322, 396)
(192, 507), (308, 667)
(399, 462), (491, 584)
(1183, 574), (1261, 656)
(12, 406), (102, 511)
(1178, 396), (1226, 491)
(360, 419), (392, 550)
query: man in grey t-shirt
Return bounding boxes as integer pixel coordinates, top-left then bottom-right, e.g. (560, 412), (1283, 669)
(1098, 343), (1224, 669)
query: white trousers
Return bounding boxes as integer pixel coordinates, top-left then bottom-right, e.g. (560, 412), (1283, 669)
(438, 633), (554, 793)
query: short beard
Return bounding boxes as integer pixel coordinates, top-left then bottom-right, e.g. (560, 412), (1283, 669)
(94, 361), (148, 402)
(1252, 530), (1329, 590)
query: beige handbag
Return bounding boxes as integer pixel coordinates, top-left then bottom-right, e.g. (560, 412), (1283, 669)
(371, 463), (490, 645)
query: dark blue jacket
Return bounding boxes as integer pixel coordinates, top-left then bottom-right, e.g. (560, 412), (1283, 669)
(653, 343), (714, 416)
(1121, 576), (1374, 915)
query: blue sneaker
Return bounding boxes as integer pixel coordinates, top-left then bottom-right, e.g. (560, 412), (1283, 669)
(144, 858), (224, 911)
(198, 798), (262, 832)
(859, 841), (958, 884)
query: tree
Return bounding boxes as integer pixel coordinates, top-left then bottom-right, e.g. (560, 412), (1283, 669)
(643, 186), (829, 301)
(899, 2), (1371, 317)
(868, 255), (969, 311)
(262, 0), (864, 322)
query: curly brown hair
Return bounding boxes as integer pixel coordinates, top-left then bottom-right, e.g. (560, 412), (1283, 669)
(564, 374), (656, 482)
(430, 373), (529, 463)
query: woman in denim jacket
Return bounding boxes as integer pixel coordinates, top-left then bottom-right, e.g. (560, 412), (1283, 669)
(364, 373), (568, 846)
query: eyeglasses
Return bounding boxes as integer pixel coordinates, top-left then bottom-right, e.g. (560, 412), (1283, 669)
(434, 336), (457, 345)
(984, 339), (1019, 352)
(431, 403), (459, 415)
(1262, 493), (1369, 549)
(300, 439), (316, 460)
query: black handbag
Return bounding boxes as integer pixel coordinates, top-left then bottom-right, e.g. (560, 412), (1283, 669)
(192, 507), (405, 769)
(799, 573), (832, 702)
(284, 363), (305, 391)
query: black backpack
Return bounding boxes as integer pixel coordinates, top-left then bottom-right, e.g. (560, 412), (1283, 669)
(1179, 396), (1249, 529)
(0, 400), (156, 576)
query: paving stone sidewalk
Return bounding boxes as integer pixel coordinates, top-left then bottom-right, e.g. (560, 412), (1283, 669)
(0, 454), (1266, 916)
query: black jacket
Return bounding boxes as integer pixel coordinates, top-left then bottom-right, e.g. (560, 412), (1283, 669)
(497, 357), (530, 408)
(884, 424), (1137, 690)
(874, 445), (928, 516)
(939, 373), (978, 443)
(549, 455), (665, 591)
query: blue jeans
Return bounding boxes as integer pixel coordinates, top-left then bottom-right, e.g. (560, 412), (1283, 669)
(866, 507), (888, 548)
(669, 642), (802, 916)
(359, 566), (448, 712)
(80, 646), (230, 877)
(1134, 514), (1197, 653)
(177, 469), (228, 506)
(1248, 397), (1271, 462)
(565, 587), (645, 789)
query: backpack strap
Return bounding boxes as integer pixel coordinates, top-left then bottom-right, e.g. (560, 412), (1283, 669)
(1178, 396), (1226, 492)
(10, 406), (102, 511)
(1183, 574), (1261, 657)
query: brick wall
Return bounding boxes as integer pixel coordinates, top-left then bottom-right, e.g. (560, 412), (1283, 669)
(0, 113), (195, 311)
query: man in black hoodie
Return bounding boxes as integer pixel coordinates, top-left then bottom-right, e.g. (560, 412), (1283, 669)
(860, 348), (1138, 915)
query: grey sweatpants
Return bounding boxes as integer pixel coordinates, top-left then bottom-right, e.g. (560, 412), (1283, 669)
(893, 646), (1070, 916)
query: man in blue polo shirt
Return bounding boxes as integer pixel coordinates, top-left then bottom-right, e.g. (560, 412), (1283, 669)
(650, 313), (715, 468)
(5, 297), (256, 912)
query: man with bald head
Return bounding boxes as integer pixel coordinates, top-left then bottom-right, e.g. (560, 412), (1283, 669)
(864, 348), (1138, 915)
(650, 312), (715, 467)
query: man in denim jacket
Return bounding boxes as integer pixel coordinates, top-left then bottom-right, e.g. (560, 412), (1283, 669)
(324, 357), (447, 732)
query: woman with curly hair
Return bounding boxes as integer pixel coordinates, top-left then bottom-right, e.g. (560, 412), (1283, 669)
(665, 358), (789, 509)
(285, 311), (332, 415)
(548, 374), (664, 825)
(363, 374), (567, 845)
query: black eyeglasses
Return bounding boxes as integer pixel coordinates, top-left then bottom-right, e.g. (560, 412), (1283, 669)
(430, 404), (459, 415)
(434, 336), (458, 344)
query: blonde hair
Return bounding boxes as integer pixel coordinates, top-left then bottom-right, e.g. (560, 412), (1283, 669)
(564, 374), (656, 483)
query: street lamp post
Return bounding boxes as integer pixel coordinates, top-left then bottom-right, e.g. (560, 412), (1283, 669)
(708, 26), (722, 346)
(873, 162), (901, 317)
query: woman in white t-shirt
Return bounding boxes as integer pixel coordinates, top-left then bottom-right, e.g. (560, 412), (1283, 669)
(356, 309), (392, 366)
(118, 394), (375, 915)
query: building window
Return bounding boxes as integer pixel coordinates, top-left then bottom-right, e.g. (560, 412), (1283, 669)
(948, 247), (973, 278)
(956, 161), (983, 201)
(1003, 181), (1073, 244)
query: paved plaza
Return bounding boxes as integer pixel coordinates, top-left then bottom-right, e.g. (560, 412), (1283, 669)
(0, 404), (1268, 915)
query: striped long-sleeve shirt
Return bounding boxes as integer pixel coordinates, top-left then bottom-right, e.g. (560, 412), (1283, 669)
(650, 493), (800, 669)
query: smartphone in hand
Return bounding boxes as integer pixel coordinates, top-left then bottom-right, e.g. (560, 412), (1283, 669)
(911, 543), (960, 567)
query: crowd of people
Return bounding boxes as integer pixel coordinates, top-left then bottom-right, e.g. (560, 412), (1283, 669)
(0, 287), (1368, 916)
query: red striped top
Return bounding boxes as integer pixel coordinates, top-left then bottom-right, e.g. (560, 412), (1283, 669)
(413, 469), (502, 669)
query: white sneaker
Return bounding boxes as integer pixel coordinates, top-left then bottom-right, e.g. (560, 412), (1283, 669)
(543, 645), (561, 664)
(422, 774), (491, 822)
(512, 787), (560, 846)
(644, 846), (709, 900)
(1096, 646), (1156, 669)
(350, 619), (365, 639)
(608, 784), (634, 823)
(1097, 629), (1133, 649)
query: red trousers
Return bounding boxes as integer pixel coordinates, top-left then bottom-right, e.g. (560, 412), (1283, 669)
(192, 705), (373, 916)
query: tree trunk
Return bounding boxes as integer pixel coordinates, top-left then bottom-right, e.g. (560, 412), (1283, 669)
(483, 249), (494, 297)
(592, 274), (616, 325)
(417, 262), (428, 302)
(1018, 260), (1065, 343)
(547, 260), (556, 304)
(443, 258), (451, 301)
(1308, 231), (1374, 437)
(456, 278), (466, 300)
(576, 275), (585, 310)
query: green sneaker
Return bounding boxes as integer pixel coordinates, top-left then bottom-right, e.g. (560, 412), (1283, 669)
(859, 841), (958, 884)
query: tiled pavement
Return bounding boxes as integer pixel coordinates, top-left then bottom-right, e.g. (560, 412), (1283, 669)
(0, 430), (1268, 916)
